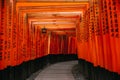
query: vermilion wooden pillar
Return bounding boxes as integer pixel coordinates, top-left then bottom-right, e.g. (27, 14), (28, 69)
(114, 0), (120, 74)
(0, 0), (8, 70)
(0, 0), (4, 70)
(11, 0), (17, 66)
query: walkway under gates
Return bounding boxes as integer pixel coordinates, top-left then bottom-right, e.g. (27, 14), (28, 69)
(27, 61), (85, 80)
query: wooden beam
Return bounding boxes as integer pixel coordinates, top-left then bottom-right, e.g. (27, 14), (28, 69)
(16, 2), (89, 7)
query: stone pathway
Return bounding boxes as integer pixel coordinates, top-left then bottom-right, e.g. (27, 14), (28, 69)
(35, 61), (78, 80)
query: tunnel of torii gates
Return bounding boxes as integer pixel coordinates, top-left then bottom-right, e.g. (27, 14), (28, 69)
(0, 0), (120, 79)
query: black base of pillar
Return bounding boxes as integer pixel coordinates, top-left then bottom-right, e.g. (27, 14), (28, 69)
(76, 59), (120, 80)
(0, 70), (2, 80)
